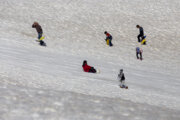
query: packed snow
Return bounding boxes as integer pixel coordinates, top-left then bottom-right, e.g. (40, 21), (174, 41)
(0, 0), (180, 120)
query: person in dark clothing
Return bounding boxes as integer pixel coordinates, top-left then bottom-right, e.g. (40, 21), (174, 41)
(82, 60), (96, 73)
(118, 69), (127, 88)
(136, 47), (143, 60)
(32, 22), (43, 40)
(136, 25), (144, 42)
(32, 22), (46, 46)
(104, 31), (113, 46)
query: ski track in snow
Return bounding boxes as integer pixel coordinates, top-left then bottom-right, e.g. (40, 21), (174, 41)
(0, 0), (180, 120)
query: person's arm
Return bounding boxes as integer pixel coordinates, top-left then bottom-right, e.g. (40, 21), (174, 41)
(140, 49), (143, 53)
(87, 65), (92, 70)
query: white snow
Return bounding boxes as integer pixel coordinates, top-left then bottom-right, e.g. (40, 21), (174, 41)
(0, 0), (180, 120)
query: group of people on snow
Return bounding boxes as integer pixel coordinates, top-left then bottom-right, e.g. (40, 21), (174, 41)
(80, 25), (146, 88)
(103, 25), (144, 60)
(32, 22), (147, 89)
(32, 22), (145, 60)
(136, 25), (145, 60)
(82, 60), (127, 88)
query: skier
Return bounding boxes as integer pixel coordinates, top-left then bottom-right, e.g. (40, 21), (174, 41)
(118, 69), (128, 88)
(32, 22), (45, 46)
(136, 25), (144, 42)
(104, 31), (113, 46)
(82, 60), (97, 73)
(136, 47), (143, 60)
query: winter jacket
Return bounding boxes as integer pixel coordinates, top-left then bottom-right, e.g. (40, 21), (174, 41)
(32, 23), (43, 33)
(105, 32), (112, 40)
(105, 33), (111, 37)
(136, 47), (143, 53)
(82, 64), (92, 72)
(136, 47), (140, 53)
(139, 27), (144, 36)
(118, 72), (125, 81)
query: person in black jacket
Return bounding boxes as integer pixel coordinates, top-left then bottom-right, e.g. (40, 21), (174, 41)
(136, 25), (144, 42)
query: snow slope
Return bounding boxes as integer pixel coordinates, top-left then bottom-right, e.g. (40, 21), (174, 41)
(0, 0), (180, 120)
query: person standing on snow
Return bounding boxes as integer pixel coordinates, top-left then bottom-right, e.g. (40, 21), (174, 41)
(136, 47), (143, 60)
(136, 25), (144, 42)
(104, 31), (113, 46)
(82, 60), (97, 73)
(118, 69), (127, 88)
(32, 22), (43, 40)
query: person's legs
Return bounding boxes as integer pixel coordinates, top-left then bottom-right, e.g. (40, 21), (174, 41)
(38, 32), (42, 39)
(89, 67), (96, 73)
(140, 35), (144, 42)
(119, 81), (123, 87)
(137, 34), (141, 42)
(106, 39), (109, 45)
(109, 36), (113, 46)
(140, 52), (143, 60)
(136, 52), (139, 59)
(109, 39), (113, 46)
(138, 34), (144, 42)
(120, 80), (125, 88)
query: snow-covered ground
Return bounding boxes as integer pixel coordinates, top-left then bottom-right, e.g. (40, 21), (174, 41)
(0, 0), (180, 120)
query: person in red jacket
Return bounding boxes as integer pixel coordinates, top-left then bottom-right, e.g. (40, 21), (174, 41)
(82, 60), (96, 73)
(104, 31), (113, 46)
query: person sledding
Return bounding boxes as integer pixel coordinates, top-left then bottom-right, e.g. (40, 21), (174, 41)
(82, 60), (97, 73)
(104, 31), (113, 46)
(136, 47), (143, 60)
(136, 25), (144, 43)
(118, 69), (128, 89)
(32, 22), (45, 46)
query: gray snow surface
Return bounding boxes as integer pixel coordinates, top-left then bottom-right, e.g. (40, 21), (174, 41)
(0, 0), (180, 120)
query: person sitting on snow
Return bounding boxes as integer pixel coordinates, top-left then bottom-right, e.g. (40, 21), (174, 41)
(82, 60), (96, 73)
